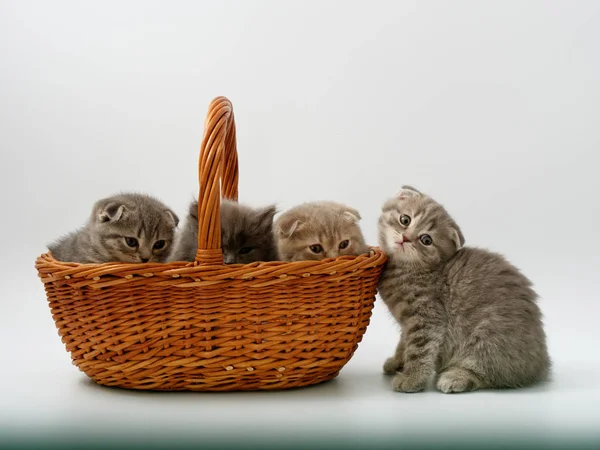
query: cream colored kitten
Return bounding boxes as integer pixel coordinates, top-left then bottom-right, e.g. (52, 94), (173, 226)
(274, 201), (369, 261)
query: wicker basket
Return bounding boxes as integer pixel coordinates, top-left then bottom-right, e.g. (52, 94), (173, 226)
(35, 96), (387, 391)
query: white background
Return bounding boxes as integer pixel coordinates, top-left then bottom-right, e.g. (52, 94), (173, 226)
(1, 0), (599, 445)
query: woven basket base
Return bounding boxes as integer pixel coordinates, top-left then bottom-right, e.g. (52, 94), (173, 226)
(83, 370), (341, 392)
(38, 250), (385, 391)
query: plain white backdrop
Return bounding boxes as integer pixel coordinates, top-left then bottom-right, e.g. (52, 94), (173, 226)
(1, 0), (599, 446)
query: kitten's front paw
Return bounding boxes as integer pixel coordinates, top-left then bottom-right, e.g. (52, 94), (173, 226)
(383, 356), (403, 375)
(391, 372), (427, 393)
(436, 368), (479, 394)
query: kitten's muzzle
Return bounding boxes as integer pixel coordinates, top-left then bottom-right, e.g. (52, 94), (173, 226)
(395, 234), (411, 246)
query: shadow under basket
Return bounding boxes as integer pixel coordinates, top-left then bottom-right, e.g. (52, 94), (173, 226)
(35, 96), (387, 391)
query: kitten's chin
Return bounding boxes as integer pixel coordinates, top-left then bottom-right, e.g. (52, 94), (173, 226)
(382, 235), (414, 260)
(385, 242), (421, 264)
(389, 251), (419, 262)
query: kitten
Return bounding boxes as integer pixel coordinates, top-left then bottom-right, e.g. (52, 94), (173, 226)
(170, 198), (278, 264)
(274, 201), (369, 261)
(48, 193), (179, 263)
(378, 186), (550, 393)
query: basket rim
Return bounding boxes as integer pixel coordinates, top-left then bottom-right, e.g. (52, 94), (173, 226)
(35, 248), (387, 285)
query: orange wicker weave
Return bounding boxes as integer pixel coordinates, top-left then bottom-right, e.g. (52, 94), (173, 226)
(35, 96), (387, 391)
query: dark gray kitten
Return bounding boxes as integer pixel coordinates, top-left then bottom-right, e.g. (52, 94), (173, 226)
(170, 199), (278, 264)
(48, 193), (179, 263)
(378, 186), (550, 393)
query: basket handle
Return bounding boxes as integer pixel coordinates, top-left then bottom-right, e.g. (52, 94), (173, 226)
(195, 96), (239, 264)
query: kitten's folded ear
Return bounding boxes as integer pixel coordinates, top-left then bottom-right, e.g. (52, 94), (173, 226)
(255, 205), (278, 229)
(450, 224), (466, 250)
(396, 185), (422, 199)
(342, 206), (362, 223)
(96, 201), (127, 223)
(165, 209), (179, 228)
(276, 216), (303, 238)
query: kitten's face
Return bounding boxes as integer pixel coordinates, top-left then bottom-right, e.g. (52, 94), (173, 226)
(379, 186), (464, 267)
(219, 200), (277, 264)
(92, 194), (179, 263)
(275, 202), (368, 262)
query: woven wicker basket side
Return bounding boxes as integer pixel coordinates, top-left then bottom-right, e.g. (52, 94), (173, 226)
(37, 254), (383, 390)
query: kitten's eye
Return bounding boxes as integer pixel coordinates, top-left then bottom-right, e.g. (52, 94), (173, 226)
(339, 240), (349, 250)
(309, 244), (323, 254)
(125, 237), (138, 248)
(238, 247), (253, 255)
(399, 215), (411, 226)
(153, 240), (166, 250)
(420, 234), (433, 246)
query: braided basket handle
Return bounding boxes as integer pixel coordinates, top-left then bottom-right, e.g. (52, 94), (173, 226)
(195, 96), (239, 264)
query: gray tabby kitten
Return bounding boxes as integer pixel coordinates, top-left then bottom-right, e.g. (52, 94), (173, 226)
(48, 193), (179, 263)
(275, 201), (369, 261)
(378, 186), (549, 393)
(170, 199), (278, 264)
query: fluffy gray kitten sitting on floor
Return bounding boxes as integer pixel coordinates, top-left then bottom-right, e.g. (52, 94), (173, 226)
(48, 193), (179, 263)
(378, 186), (550, 393)
(170, 199), (278, 264)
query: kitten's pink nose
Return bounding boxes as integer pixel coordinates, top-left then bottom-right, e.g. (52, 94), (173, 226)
(401, 235), (410, 243)
(396, 235), (410, 246)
